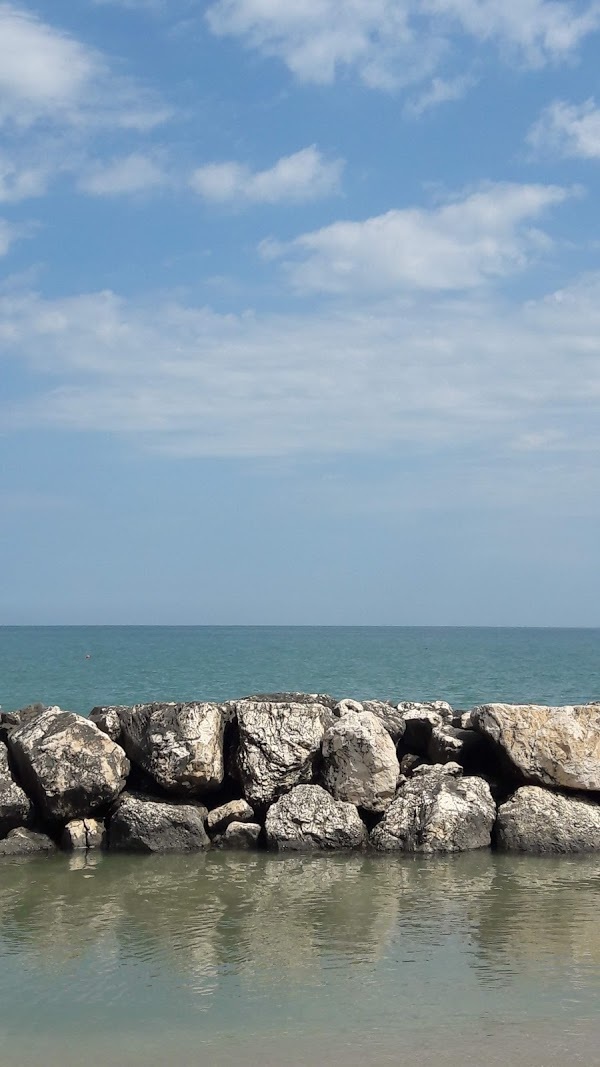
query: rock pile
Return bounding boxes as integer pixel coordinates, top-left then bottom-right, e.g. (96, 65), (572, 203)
(1, 696), (600, 857)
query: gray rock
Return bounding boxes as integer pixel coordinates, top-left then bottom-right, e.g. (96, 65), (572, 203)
(88, 706), (127, 744)
(496, 786), (600, 853)
(114, 702), (229, 796)
(265, 785), (367, 851)
(336, 700), (406, 743)
(427, 725), (493, 773)
(0, 827), (57, 857)
(321, 710), (399, 812)
(109, 793), (210, 853)
(239, 692), (337, 710)
(397, 701), (454, 755)
(7, 707), (129, 822)
(235, 701), (330, 807)
(207, 798), (255, 834)
(0, 743), (34, 836)
(62, 818), (107, 851)
(472, 703), (600, 791)
(371, 763), (496, 853)
(213, 821), (262, 849)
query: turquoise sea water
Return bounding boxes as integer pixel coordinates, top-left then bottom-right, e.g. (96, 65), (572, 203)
(1, 625), (600, 713)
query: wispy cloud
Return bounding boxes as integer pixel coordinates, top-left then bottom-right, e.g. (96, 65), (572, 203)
(528, 98), (600, 159)
(404, 74), (478, 117)
(190, 146), (343, 205)
(78, 153), (170, 196)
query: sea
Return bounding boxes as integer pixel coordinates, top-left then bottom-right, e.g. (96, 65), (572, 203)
(1, 625), (600, 1067)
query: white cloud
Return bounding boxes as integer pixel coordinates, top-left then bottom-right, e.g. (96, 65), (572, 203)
(0, 153), (49, 201)
(190, 146), (343, 205)
(264, 182), (572, 294)
(0, 218), (20, 255)
(1, 272), (600, 462)
(404, 74), (477, 117)
(78, 153), (169, 196)
(0, 2), (169, 129)
(206, 0), (600, 91)
(528, 99), (600, 159)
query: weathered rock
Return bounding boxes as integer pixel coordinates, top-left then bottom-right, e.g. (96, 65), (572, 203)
(336, 700), (407, 743)
(7, 707), (129, 822)
(427, 725), (495, 775)
(496, 786), (600, 853)
(239, 692), (337, 710)
(399, 753), (423, 777)
(235, 701), (330, 807)
(0, 827), (57, 857)
(398, 701), (454, 755)
(321, 710), (399, 812)
(371, 763), (496, 853)
(0, 743), (34, 836)
(207, 798), (254, 835)
(114, 702), (229, 796)
(88, 706), (127, 744)
(472, 703), (600, 792)
(0, 704), (47, 743)
(265, 785), (367, 851)
(109, 793), (210, 852)
(213, 821), (262, 849)
(62, 818), (107, 851)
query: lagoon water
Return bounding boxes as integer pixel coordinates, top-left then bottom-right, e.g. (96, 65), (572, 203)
(2, 626), (600, 1065)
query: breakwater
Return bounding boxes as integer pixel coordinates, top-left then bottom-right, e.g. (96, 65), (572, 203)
(1, 694), (600, 856)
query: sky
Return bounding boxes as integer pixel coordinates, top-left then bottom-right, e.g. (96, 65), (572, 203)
(1, 0), (600, 626)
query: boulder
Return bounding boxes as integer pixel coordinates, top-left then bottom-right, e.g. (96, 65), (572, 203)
(0, 743), (34, 836)
(62, 818), (107, 851)
(265, 785), (367, 851)
(0, 827), (57, 857)
(321, 710), (399, 812)
(109, 793), (210, 853)
(88, 706), (127, 744)
(472, 703), (600, 791)
(397, 701), (454, 755)
(335, 700), (406, 743)
(496, 786), (600, 853)
(7, 707), (129, 822)
(427, 725), (496, 775)
(112, 702), (229, 796)
(207, 798), (255, 835)
(239, 692), (337, 710)
(235, 701), (329, 807)
(371, 763), (496, 853)
(213, 821), (262, 849)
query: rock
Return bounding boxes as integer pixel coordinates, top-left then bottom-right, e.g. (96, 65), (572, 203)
(265, 785), (367, 851)
(427, 725), (495, 775)
(7, 707), (129, 822)
(335, 699), (365, 715)
(337, 700), (407, 743)
(397, 701), (454, 755)
(0, 743), (34, 836)
(213, 821), (262, 849)
(62, 818), (107, 851)
(321, 710), (399, 812)
(399, 753), (422, 777)
(88, 706), (127, 744)
(109, 793), (210, 853)
(371, 763), (496, 853)
(0, 827), (57, 857)
(207, 798), (254, 835)
(239, 692), (337, 710)
(472, 703), (600, 791)
(496, 786), (600, 853)
(114, 702), (229, 796)
(0, 704), (47, 743)
(235, 701), (330, 807)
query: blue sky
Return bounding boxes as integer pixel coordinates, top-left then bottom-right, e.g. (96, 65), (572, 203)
(1, 0), (600, 625)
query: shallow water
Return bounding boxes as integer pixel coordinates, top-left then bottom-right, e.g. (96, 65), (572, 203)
(1, 849), (600, 1065)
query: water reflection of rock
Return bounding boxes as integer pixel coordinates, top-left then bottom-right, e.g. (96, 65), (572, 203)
(1, 852), (599, 998)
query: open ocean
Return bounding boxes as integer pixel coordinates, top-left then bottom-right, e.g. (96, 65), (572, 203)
(2, 626), (600, 1067)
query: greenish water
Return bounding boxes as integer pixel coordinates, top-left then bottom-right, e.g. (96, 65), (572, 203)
(1, 625), (600, 713)
(1, 850), (600, 1066)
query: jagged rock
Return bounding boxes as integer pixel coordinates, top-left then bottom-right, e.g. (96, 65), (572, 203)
(62, 818), (106, 851)
(397, 701), (454, 755)
(0, 743), (34, 836)
(88, 706), (126, 744)
(239, 692), (337, 710)
(265, 785), (367, 851)
(0, 827), (57, 857)
(109, 793), (210, 852)
(472, 703), (600, 791)
(207, 798), (254, 835)
(213, 821), (262, 849)
(371, 763), (495, 853)
(336, 700), (406, 743)
(7, 707), (129, 822)
(111, 702), (230, 796)
(235, 701), (330, 807)
(335, 699), (365, 715)
(496, 786), (600, 853)
(321, 710), (399, 812)
(0, 704), (47, 743)
(427, 725), (495, 775)
(399, 753), (422, 777)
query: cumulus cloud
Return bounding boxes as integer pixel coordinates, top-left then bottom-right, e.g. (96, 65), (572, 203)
(263, 182), (572, 294)
(190, 146), (343, 205)
(1, 272), (600, 461)
(528, 99), (600, 159)
(206, 0), (600, 92)
(78, 153), (170, 196)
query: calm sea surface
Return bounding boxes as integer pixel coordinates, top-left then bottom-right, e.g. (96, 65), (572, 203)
(2, 627), (600, 1066)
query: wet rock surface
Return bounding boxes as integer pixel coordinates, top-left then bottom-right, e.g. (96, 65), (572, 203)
(496, 786), (600, 853)
(0, 743), (34, 836)
(265, 784), (367, 851)
(109, 793), (210, 853)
